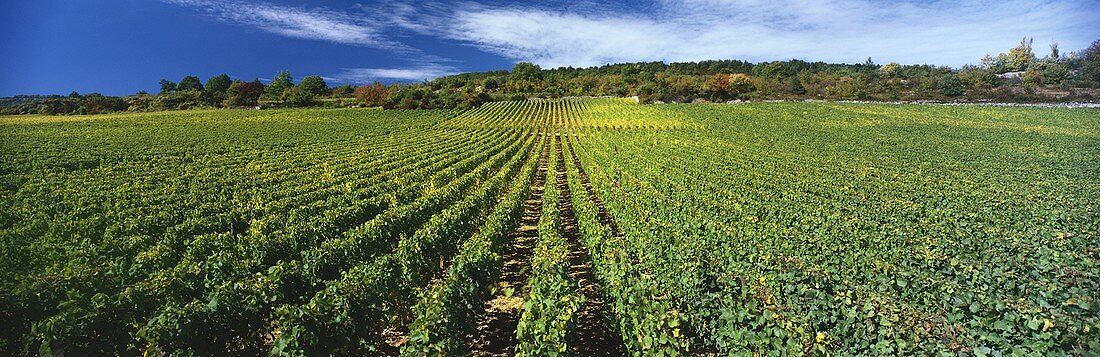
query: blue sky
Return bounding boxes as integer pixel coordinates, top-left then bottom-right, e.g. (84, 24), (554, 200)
(2, 0), (1098, 96)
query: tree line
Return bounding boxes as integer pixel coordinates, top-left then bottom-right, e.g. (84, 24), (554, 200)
(3, 38), (1098, 115)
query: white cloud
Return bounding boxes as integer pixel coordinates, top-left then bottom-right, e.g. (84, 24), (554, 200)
(168, 0), (1100, 71)
(444, 9), (678, 68)
(330, 64), (459, 82)
(422, 0), (1100, 67)
(164, 0), (396, 48)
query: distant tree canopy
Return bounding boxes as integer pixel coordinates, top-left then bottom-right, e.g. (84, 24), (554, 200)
(1075, 40), (1100, 84)
(5, 37), (1099, 116)
(158, 79), (176, 94)
(510, 62), (543, 82)
(205, 74), (232, 95)
(283, 86), (316, 107)
(508, 62), (545, 93)
(265, 71), (294, 100)
(938, 74), (965, 97)
(331, 84), (355, 97)
(202, 74), (232, 106)
(224, 80), (264, 107)
(982, 37), (1038, 73)
(354, 82), (389, 107)
(705, 73), (756, 101)
(177, 76), (204, 92)
(299, 76), (328, 96)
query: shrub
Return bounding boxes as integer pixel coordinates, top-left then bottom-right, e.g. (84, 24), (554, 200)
(938, 74), (965, 97)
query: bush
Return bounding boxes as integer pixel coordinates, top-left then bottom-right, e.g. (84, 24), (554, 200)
(299, 76), (328, 96)
(224, 80), (265, 108)
(177, 76), (204, 92)
(938, 74), (965, 97)
(354, 82), (388, 107)
(153, 90), (204, 110)
(283, 87), (316, 107)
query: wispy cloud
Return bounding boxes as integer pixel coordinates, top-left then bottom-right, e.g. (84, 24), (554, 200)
(163, 0), (397, 48)
(394, 0), (1100, 68)
(167, 0), (1100, 73)
(445, 9), (677, 68)
(330, 64), (459, 83)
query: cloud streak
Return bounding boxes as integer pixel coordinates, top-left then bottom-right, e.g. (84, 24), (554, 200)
(435, 0), (1100, 67)
(330, 64), (459, 82)
(168, 0), (1100, 77)
(164, 0), (397, 48)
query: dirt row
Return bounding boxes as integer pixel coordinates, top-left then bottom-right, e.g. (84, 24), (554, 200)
(469, 136), (551, 356)
(554, 134), (625, 356)
(469, 133), (625, 355)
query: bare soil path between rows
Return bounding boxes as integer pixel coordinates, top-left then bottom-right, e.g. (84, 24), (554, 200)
(470, 136), (550, 356)
(555, 134), (625, 356)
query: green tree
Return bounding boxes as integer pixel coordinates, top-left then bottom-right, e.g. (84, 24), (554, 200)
(1039, 62), (1068, 85)
(861, 57), (879, 72)
(205, 74), (232, 95)
(399, 97), (418, 109)
(1006, 37), (1036, 72)
(705, 73), (756, 101)
(178, 76), (204, 92)
(483, 77), (501, 91)
(299, 76), (328, 96)
(330, 84), (354, 97)
(159, 79), (177, 94)
(265, 70), (293, 100)
(880, 62), (901, 78)
(787, 76), (806, 95)
(938, 74), (965, 97)
(510, 62), (542, 81)
(224, 80), (265, 107)
(979, 38), (1036, 74)
(958, 65), (997, 90)
(508, 62), (544, 92)
(1022, 68), (1043, 87)
(203, 74), (232, 106)
(1079, 40), (1100, 85)
(283, 87), (316, 107)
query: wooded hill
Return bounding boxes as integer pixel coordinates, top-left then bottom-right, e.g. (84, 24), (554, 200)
(3, 37), (1097, 115)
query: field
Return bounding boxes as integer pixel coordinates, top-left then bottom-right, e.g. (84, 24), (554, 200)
(1, 99), (1098, 355)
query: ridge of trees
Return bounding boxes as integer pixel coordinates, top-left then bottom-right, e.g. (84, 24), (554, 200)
(3, 38), (1098, 115)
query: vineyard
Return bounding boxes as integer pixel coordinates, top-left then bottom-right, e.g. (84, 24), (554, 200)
(1, 100), (1098, 355)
